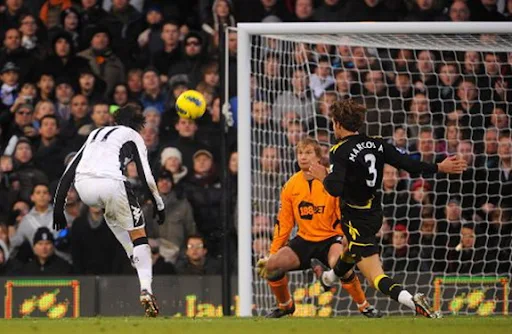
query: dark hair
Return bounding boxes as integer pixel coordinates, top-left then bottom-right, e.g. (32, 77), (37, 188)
(186, 234), (205, 245)
(329, 99), (366, 132)
(31, 182), (50, 195)
(40, 114), (60, 128)
(113, 105), (145, 131)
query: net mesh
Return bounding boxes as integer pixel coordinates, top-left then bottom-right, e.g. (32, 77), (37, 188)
(248, 32), (512, 316)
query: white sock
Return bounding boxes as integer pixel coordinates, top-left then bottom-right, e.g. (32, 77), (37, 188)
(398, 290), (415, 311)
(133, 244), (153, 294)
(322, 269), (338, 286)
(106, 221), (134, 259)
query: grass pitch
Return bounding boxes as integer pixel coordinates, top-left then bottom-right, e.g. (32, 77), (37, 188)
(0, 316), (510, 334)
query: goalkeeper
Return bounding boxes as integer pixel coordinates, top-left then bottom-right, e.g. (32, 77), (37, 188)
(257, 137), (381, 318)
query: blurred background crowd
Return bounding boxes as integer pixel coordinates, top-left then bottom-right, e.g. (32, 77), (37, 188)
(0, 0), (510, 279)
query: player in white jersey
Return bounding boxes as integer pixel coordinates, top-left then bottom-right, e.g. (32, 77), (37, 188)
(53, 105), (165, 317)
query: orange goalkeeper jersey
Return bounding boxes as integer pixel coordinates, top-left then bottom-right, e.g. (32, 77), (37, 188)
(270, 171), (343, 254)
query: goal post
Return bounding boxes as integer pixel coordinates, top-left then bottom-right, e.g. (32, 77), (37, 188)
(236, 22), (512, 317)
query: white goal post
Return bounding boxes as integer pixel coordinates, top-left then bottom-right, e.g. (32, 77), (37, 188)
(236, 22), (512, 317)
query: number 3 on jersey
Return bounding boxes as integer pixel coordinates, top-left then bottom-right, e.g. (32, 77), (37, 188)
(364, 153), (377, 187)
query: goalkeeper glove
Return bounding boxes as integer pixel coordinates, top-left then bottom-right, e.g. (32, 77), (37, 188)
(256, 257), (269, 279)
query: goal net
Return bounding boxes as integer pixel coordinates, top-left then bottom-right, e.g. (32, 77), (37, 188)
(236, 23), (512, 317)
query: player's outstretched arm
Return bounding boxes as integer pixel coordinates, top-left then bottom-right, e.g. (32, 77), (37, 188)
(53, 147), (84, 230)
(383, 141), (466, 175)
(131, 134), (165, 224)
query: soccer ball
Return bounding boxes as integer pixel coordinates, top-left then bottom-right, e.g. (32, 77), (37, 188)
(175, 90), (207, 119)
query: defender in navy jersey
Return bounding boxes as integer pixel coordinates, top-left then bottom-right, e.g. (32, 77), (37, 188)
(53, 106), (165, 317)
(315, 99), (467, 318)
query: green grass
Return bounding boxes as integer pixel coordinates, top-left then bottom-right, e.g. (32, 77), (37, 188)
(0, 317), (511, 334)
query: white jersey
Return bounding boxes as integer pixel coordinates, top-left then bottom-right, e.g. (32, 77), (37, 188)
(55, 125), (164, 212)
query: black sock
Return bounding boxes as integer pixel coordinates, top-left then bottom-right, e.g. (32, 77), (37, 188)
(375, 275), (402, 301)
(333, 258), (355, 278)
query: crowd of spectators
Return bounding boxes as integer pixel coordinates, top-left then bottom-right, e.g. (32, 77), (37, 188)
(0, 0), (511, 278)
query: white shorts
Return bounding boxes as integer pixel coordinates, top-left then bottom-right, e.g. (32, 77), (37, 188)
(74, 177), (145, 231)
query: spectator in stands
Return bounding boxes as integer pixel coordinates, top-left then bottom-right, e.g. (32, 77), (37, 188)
(462, 51), (483, 77)
(393, 49), (415, 73)
(5, 200), (30, 238)
(77, 25), (125, 95)
(77, 101), (111, 137)
(252, 214), (273, 237)
(2, 103), (38, 150)
(183, 149), (222, 255)
(53, 76), (74, 123)
(0, 62), (20, 114)
(39, 0), (72, 29)
(19, 13), (48, 61)
(390, 126), (409, 154)
(382, 164), (408, 222)
(481, 127), (500, 168)
(411, 127), (443, 167)
(448, 223), (486, 273)
(358, 69), (394, 137)
(0, 28), (36, 82)
(391, 72), (413, 113)
(160, 147), (188, 186)
(313, 0), (345, 22)
(10, 139), (49, 202)
(76, 67), (106, 105)
(448, 0), (471, 21)
(169, 117), (210, 172)
(176, 235), (221, 275)
(416, 211), (440, 271)
(35, 72), (55, 102)
(202, 0), (236, 39)
(60, 94), (91, 148)
(9, 183), (53, 259)
(139, 125), (160, 171)
(152, 20), (181, 82)
(407, 179), (433, 231)
(473, 0), (506, 21)
(139, 67), (166, 114)
(437, 62), (459, 114)
(144, 171), (196, 263)
(110, 83), (129, 108)
(438, 197), (468, 248)
(486, 133), (512, 210)
(382, 224), (419, 272)
(406, 92), (436, 139)
(484, 206), (512, 273)
(334, 68), (355, 99)
(53, 7), (82, 51)
(273, 68), (314, 120)
(437, 123), (460, 156)
(405, 0), (445, 21)
(414, 50), (438, 97)
(33, 115), (65, 182)
(79, 0), (109, 31)
(489, 106), (510, 130)
(341, 0), (397, 22)
(136, 6), (164, 58)
(21, 226), (71, 275)
(149, 238), (176, 275)
(71, 205), (126, 274)
(0, 0), (31, 37)
(309, 56), (334, 99)
(168, 31), (205, 87)
(252, 236), (271, 259)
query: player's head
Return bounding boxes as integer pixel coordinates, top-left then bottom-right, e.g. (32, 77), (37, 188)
(329, 99), (365, 138)
(113, 105), (145, 131)
(296, 137), (322, 171)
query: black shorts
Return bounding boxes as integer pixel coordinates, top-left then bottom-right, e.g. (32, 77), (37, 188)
(288, 235), (342, 270)
(340, 206), (382, 260)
